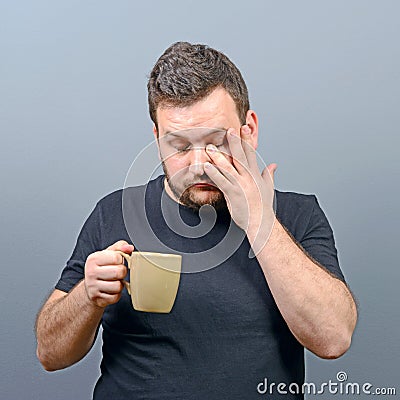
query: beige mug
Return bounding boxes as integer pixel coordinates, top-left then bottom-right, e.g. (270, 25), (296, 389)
(117, 251), (182, 313)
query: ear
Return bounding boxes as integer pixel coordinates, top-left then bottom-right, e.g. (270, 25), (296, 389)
(152, 124), (162, 161)
(245, 110), (259, 150)
(152, 124), (158, 140)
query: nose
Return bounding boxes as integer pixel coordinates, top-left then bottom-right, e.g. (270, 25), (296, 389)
(188, 146), (211, 175)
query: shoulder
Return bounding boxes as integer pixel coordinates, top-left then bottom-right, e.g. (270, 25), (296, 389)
(95, 175), (164, 214)
(275, 189), (317, 213)
(275, 189), (319, 239)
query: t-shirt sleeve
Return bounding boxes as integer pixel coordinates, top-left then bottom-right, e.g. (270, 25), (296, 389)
(299, 196), (345, 282)
(55, 203), (103, 293)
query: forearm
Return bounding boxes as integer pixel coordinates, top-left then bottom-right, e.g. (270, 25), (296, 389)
(36, 280), (104, 371)
(248, 217), (357, 359)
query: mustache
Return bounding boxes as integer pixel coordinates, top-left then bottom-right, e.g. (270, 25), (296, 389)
(179, 173), (215, 187)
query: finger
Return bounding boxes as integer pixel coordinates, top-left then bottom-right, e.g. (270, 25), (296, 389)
(261, 163), (278, 186)
(107, 240), (134, 253)
(89, 250), (126, 267)
(94, 292), (122, 307)
(97, 280), (124, 295)
(95, 265), (127, 281)
(107, 240), (129, 250)
(204, 161), (233, 193)
(205, 144), (238, 183)
(225, 128), (249, 174)
(240, 125), (259, 172)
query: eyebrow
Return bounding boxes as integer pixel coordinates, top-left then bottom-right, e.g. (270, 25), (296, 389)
(164, 127), (227, 137)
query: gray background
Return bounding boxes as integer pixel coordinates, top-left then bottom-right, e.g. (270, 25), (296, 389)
(1, 1), (398, 399)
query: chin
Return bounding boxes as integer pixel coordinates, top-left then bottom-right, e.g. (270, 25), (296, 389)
(181, 187), (227, 211)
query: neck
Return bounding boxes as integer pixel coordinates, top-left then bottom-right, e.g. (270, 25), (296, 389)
(163, 177), (182, 205)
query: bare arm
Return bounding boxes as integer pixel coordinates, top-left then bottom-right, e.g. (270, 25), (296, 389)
(35, 283), (103, 371)
(35, 241), (134, 371)
(247, 218), (357, 359)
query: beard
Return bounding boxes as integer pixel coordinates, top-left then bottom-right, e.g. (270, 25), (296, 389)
(161, 161), (228, 212)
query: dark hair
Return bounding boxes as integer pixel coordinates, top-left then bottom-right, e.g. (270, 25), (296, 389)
(147, 42), (249, 129)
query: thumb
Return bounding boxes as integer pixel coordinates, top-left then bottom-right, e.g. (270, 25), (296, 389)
(261, 163), (278, 186)
(107, 240), (134, 253)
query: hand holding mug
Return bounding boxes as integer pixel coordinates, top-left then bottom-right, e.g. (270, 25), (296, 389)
(84, 240), (134, 308)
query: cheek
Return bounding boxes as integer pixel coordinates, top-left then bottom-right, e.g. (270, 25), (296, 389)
(163, 156), (188, 174)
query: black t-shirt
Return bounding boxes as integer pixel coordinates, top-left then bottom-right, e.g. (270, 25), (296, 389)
(56, 175), (345, 400)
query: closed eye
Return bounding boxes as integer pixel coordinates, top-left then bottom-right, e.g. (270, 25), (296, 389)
(175, 144), (191, 153)
(167, 139), (191, 153)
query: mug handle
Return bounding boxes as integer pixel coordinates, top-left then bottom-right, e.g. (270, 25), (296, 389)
(116, 251), (132, 295)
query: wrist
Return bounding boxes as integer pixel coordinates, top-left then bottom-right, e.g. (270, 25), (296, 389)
(246, 208), (276, 254)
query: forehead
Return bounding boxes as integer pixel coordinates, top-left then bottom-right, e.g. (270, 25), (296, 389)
(162, 127), (226, 143)
(156, 87), (240, 135)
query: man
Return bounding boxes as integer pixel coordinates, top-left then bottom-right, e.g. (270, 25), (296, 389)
(36, 42), (357, 399)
